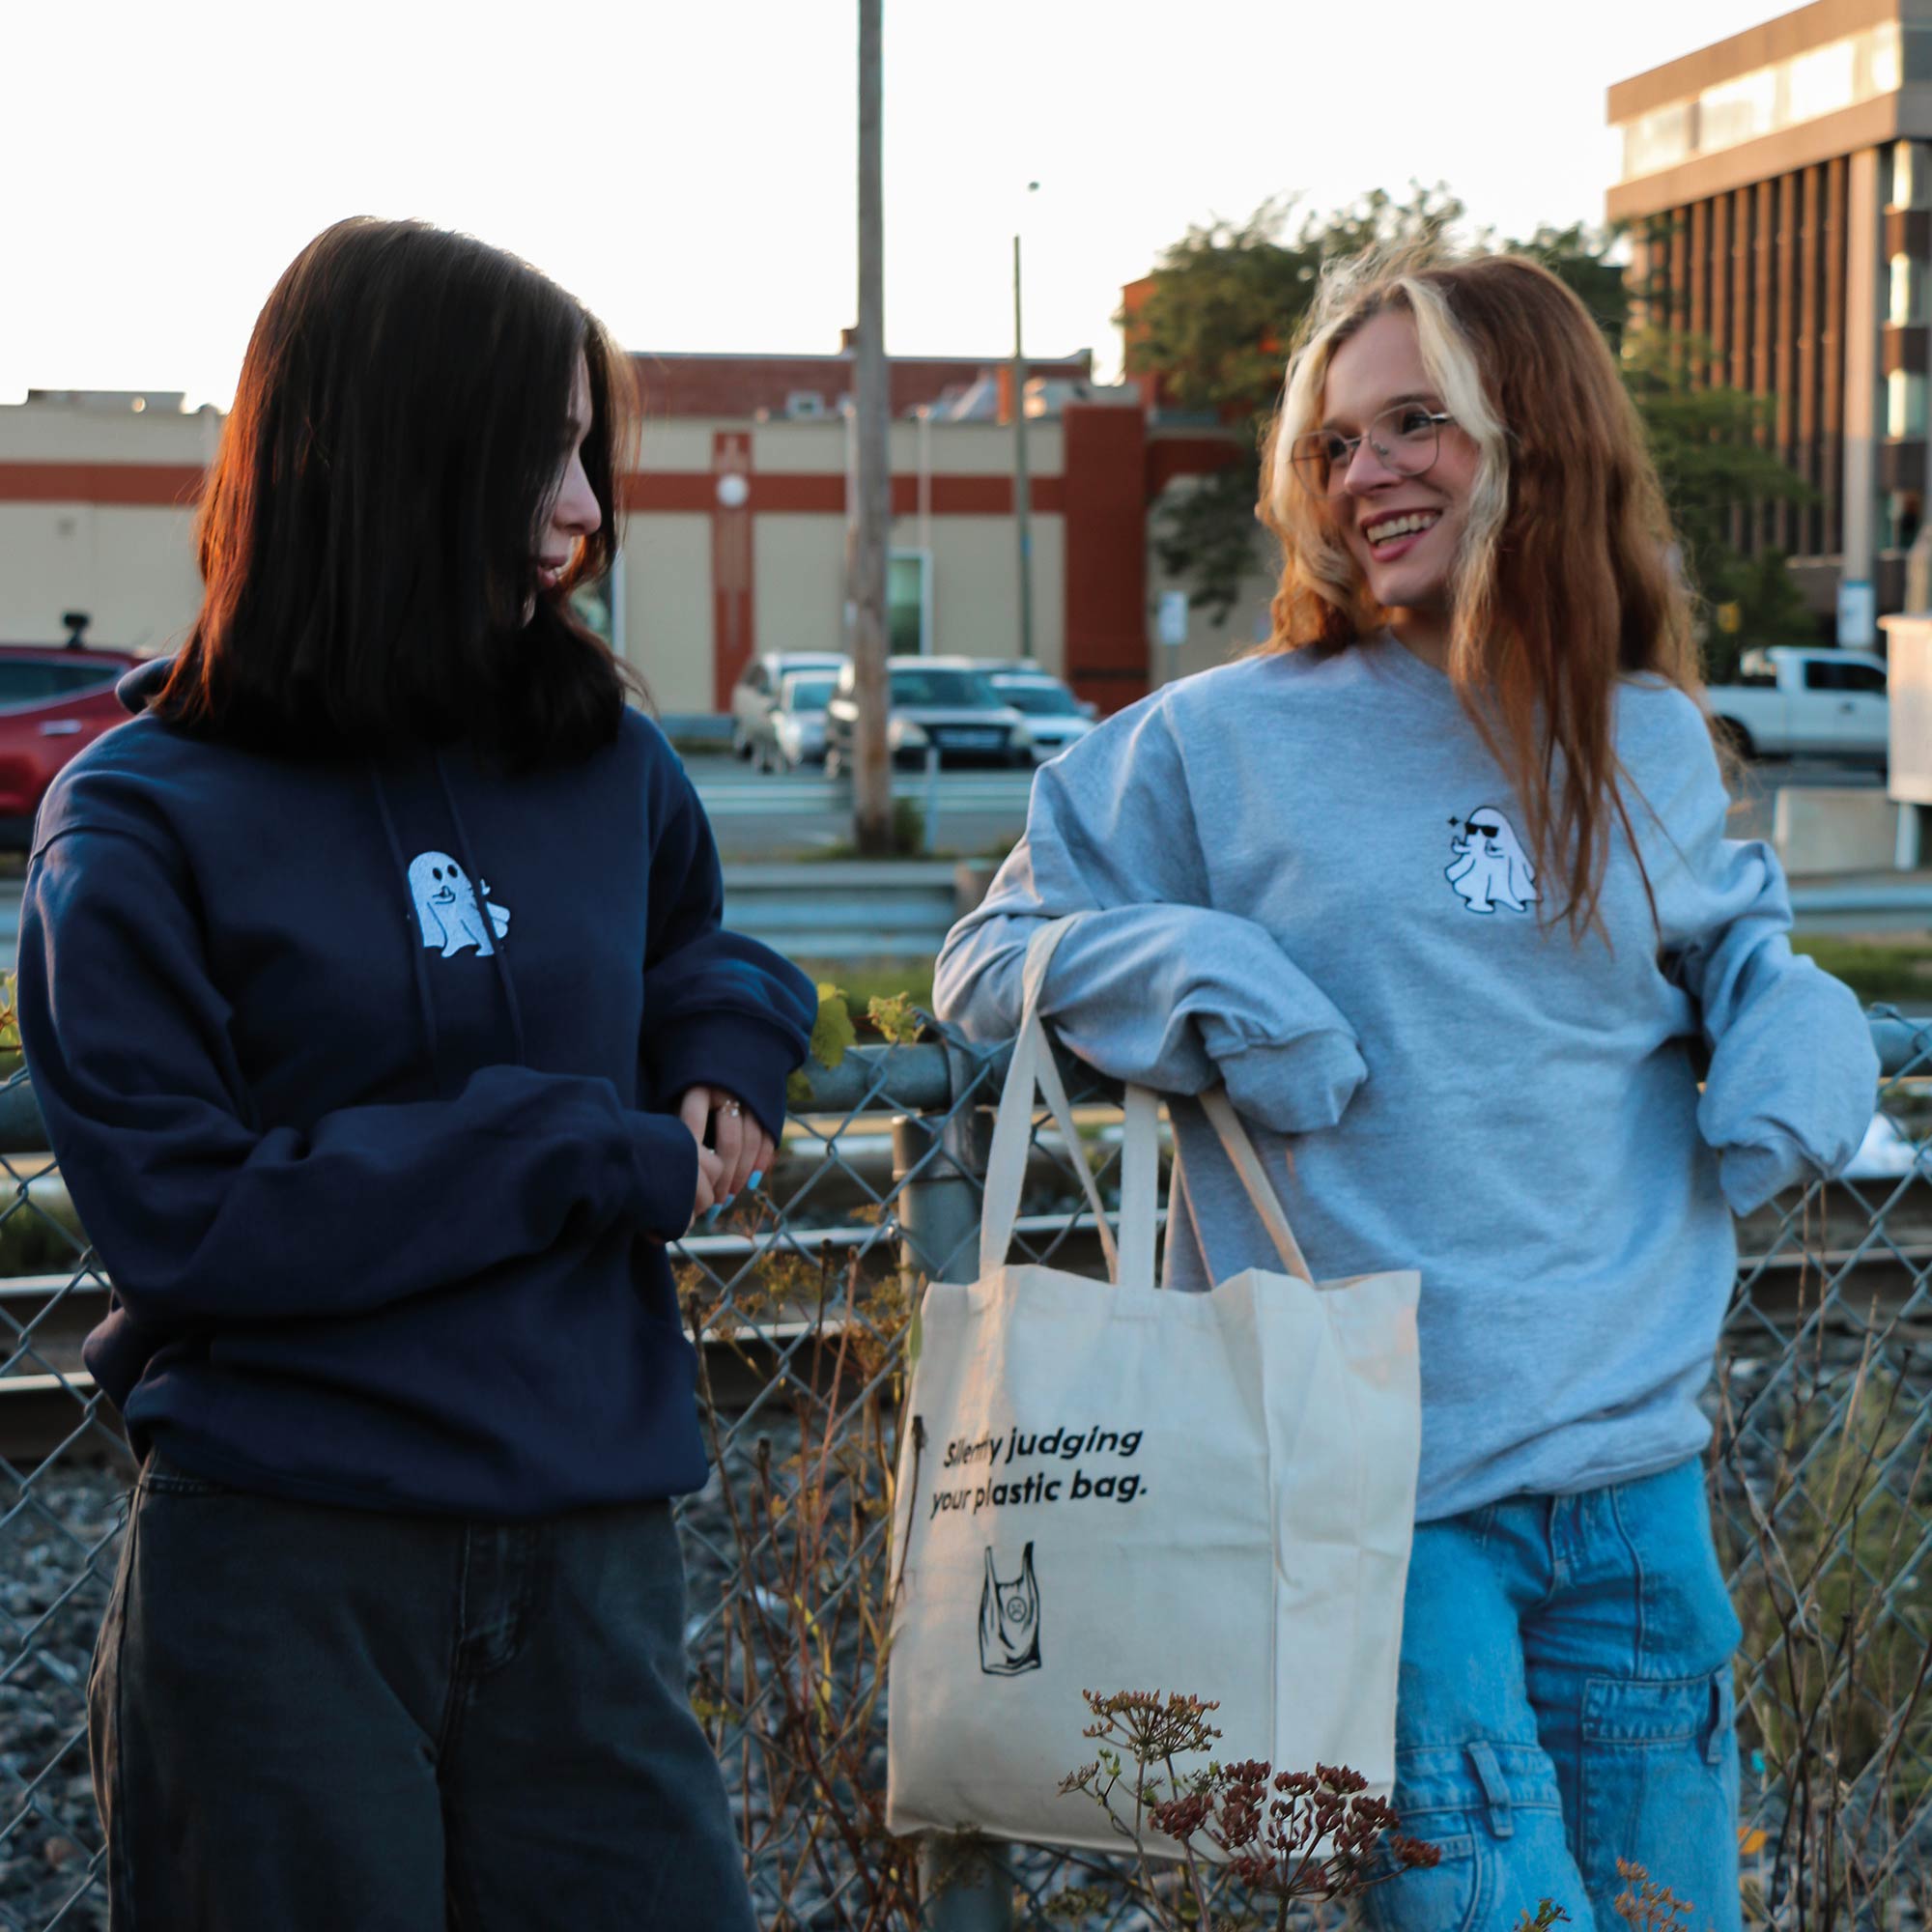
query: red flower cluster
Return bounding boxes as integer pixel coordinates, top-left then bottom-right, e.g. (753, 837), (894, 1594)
(1198, 1758), (1439, 1898)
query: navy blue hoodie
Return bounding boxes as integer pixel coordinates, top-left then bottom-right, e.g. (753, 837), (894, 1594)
(17, 663), (816, 1517)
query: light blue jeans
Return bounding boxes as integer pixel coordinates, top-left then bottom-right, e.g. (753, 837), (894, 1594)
(1363, 1459), (1743, 1931)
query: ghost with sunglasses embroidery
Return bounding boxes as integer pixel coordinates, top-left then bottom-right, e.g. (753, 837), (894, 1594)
(1445, 807), (1538, 915)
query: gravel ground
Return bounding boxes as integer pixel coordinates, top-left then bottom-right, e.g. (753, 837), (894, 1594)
(0, 1450), (131, 1932)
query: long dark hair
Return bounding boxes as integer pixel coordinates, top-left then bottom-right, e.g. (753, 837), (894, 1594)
(156, 216), (639, 764)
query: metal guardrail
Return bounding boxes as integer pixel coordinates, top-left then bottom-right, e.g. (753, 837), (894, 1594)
(697, 771), (1036, 817)
(721, 861), (963, 959)
(1781, 878), (1932, 934)
(0, 1016), (1927, 1926)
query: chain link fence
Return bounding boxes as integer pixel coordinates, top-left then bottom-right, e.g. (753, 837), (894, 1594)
(0, 1010), (1924, 1929)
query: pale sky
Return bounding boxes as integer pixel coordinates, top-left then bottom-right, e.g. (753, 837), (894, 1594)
(4, 0), (1785, 411)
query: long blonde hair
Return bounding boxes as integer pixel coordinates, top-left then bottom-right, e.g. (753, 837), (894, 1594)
(1257, 248), (1700, 935)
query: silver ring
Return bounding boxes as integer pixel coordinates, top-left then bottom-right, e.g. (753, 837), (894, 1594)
(723, 1100), (742, 1117)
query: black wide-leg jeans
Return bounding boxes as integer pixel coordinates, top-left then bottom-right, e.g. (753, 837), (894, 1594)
(89, 1453), (755, 1932)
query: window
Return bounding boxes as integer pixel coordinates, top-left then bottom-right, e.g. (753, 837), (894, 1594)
(1804, 659), (1888, 692)
(1889, 490), (1924, 549)
(0, 661), (116, 708)
(1699, 68), (1778, 149)
(1888, 369), (1928, 439)
(1895, 141), (1931, 210)
(888, 551), (930, 655)
(1620, 103), (1692, 181)
(1869, 20), (1904, 96)
(996, 681), (1081, 717)
(46, 663), (120, 696)
(1787, 38), (1858, 122)
(888, 668), (997, 708)
(780, 677), (836, 712)
(1890, 253), (1926, 326)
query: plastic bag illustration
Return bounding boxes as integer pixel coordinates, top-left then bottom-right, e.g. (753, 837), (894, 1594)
(979, 1543), (1041, 1676)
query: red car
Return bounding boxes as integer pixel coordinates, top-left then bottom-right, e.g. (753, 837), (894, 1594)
(0, 643), (142, 849)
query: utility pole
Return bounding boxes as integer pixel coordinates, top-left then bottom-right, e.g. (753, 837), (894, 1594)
(1011, 185), (1038, 663)
(849, 0), (893, 853)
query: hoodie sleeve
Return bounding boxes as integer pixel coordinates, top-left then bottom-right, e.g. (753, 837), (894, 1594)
(18, 822), (706, 1331)
(1641, 693), (1879, 1213)
(637, 752), (815, 1142)
(933, 695), (1367, 1133)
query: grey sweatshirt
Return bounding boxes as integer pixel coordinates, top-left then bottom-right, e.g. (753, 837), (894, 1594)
(934, 636), (1879, 1521)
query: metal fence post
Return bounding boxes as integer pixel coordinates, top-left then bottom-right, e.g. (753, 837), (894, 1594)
(893, 1097), (1014, 1932)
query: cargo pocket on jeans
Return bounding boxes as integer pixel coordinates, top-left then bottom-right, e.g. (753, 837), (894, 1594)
(1358, 1831), (1480, 1932)
(1579, 1668), (1737, 1898)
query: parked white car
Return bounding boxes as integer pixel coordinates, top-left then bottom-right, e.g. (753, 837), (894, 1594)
(749, 668), (837, 773)
(730, 651), (849, 759)
(982, 668), (1098, 762)
(1706, 646), (1889, 765)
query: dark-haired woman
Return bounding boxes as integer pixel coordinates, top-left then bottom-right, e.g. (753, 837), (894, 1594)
(17, 216), (811, 1929)
(936, 251), (1878, 1924)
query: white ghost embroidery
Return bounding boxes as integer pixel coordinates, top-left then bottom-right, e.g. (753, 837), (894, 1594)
(407, 851), (511, 957)
(1445, 807), (1539, 915)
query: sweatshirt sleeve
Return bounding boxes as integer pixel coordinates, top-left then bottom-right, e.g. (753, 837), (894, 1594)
(1641, 695), (1879, 1213)
(934, 695), (1367, 1133)
(637, 750), (815, 1142)
(18, 823), (705, 1331)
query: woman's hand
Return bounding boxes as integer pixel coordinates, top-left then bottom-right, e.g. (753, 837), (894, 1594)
(676, 1085), (775, 1210)
(688, 1142), (726, 1229)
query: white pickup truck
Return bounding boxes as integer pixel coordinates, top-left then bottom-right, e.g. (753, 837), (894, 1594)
(1706, 646), (1889, 765)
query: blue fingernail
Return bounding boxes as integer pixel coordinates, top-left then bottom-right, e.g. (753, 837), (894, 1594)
(701, 1206), (721, 1225)
(748, 1170), (763, 1191)
(722, 1194), (736, 1208)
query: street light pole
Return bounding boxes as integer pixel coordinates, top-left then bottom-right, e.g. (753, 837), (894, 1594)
(1011, 184), (1038, 665)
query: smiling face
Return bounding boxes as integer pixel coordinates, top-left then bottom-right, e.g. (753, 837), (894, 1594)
(409, 851), (469, 910)
(531, 353), (601, 604)
(1319, 309), (1480, 622)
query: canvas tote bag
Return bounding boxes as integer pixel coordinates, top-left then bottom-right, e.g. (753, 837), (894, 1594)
(885, 918), (1423, 1853)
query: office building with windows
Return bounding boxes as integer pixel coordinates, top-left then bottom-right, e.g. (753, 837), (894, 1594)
(1608, 0), (1932, 635)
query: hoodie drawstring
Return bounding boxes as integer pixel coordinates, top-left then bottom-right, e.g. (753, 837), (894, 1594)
(435, 751), (529, 1069)
(370, 767), (445, 1094)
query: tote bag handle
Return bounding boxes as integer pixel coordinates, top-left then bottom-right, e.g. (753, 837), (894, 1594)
(977, 921), (1315, 1291)
(978, 921), (1125, 1283)
(1198, 1088), (1316, 1284)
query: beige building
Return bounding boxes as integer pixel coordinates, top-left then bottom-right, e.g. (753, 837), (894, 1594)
(0, 393), (1067, 715)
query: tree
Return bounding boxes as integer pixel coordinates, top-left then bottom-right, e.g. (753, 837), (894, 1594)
(1618, 327), (1818, 677)
(1504, 219), (1631, 353)
(1130, 192), (1814, 661)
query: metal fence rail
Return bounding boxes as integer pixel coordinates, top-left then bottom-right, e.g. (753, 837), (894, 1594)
(0, 1012), (1926, 1929)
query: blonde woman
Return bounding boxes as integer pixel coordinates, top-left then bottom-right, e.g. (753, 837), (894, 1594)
(935, 253), (1877, 1924)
